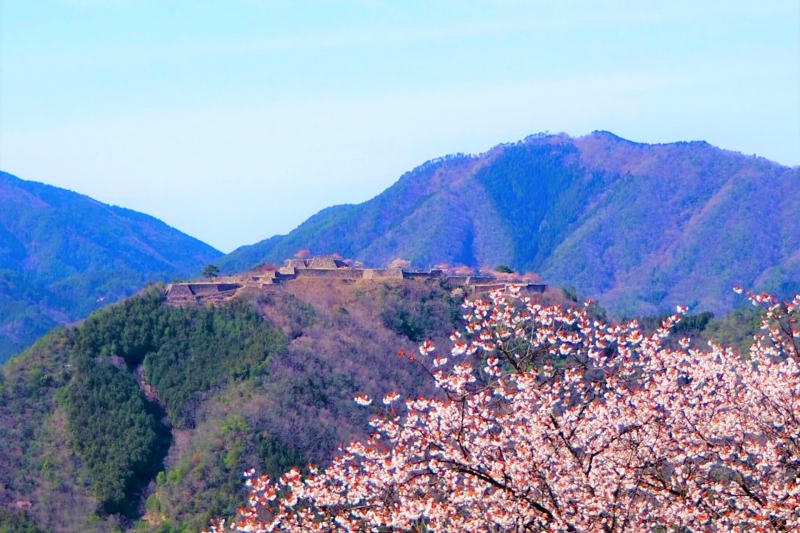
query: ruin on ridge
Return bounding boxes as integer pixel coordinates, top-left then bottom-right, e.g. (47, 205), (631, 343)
(164, 255), (546, 306)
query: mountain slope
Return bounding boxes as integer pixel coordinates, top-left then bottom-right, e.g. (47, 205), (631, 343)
(220, 132), (800, 315)
(0, 278), (462, 532)
(0, 171), (222, 362)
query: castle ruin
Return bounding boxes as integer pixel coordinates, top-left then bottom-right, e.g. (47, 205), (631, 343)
(165, 256), (546, 305)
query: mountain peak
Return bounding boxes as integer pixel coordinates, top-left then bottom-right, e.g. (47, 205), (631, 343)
(219, 134), (800, 316)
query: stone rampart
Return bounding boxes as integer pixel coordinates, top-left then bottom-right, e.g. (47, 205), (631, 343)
(188, 283), (240, 296)
(308, 256), (345, 269)
(472, 282), (548, 296)
(445, 275), (495, 285)
(402, 269), (443, 280)
(517, 283), (547, 295)
(471, 283), (508, 295)
(363, 268), (404, 280)
(165, 282), (243, 305)
(166, 284), (193, 298)
(285, 259), (308, 269)
(164, 255), (547, 309)
(294, 268), (363, 280)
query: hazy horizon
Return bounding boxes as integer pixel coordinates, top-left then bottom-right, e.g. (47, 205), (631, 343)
(1, 1), (798, 252)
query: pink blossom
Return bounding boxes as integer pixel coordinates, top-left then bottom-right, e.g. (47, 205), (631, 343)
(208, 288), (800, 533)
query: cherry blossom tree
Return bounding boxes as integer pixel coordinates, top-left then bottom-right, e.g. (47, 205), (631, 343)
(208, 288), (800, 532)
(388, 258), (412, 270)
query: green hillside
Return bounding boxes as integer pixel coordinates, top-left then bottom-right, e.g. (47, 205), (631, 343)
(0, 172), (222, 363)
(0, 273), (767, 532)
(0, 277), (464, 532)
(219, 132), (800, 316)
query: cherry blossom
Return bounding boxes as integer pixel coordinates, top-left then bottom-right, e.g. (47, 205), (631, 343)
(208, 289), (800, 533)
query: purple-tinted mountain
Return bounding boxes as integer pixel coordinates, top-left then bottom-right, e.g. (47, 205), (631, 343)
(220, 132), (800, 316)
(0, 171), (222, 362)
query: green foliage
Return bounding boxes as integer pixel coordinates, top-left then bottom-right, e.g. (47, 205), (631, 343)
(639, 311), (714, 336)
(201, 265), (220, 280)
(256, 431), (306, 482)
(476, 142), (606, 271)
(72, 289), (166, 366)
(66, 363), (168, 516)
(632, 308), (762, 354)
(704, 306), (763, 354)
(58, 288), (284, 518)
(0, 509), (48, 533)
(159, 414), (251, 530)
(562, 286), (579, 303)
(494, 264), (514, 274)
(380, 284), (461, 342)
(674, 311), (714, 334)
(144, 298), (284, 428)
(149, 404), (307, 533)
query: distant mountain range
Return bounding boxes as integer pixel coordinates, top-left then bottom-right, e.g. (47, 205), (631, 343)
(0, 171), (222, 363)
(2, 131), (798, 362)
(1, 132), (797, 530)
(220, 132), (800, 316)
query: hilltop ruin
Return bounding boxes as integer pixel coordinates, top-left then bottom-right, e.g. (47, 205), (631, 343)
(165, 256), (545, 306)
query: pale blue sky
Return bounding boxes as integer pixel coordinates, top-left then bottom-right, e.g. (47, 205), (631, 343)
(1, 1), (798, 252)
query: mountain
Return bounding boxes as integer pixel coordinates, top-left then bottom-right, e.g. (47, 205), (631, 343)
(0, 276), (465, 532)
(0, 270), (763, 532)
(219, 132), (800, 317)
(0, 171), (222, 363)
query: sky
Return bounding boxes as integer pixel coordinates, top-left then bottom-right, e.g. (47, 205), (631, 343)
(1, 1), (798, 253)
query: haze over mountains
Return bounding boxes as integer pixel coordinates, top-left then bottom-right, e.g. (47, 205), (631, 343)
(1, 131), (798, 361)
(0, 171), (221, 363)
(221, 131), (800, 316)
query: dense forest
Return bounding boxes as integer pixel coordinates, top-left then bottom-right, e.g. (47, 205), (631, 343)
(0, 277), (469, 532)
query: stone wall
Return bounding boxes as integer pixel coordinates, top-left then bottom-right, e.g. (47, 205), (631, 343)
(294, 268), (364, 280)
(166, 284), (193, 298)
(164, 256), (547, 308)
(471, 283), (508, 295)
(363, 268), (404, 280)
(308, 256), (345, 269)
(517, 283), (547, 295)
(187, 283), (240, 296)
(165, 282), (242, 305)
(285, 259), (308, 269)
(402, 269), (443, 280)
(472, 282), (547, 296)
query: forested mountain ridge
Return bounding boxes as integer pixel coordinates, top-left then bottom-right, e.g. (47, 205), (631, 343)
(220, 132), (800, 316)
(0, 171), (222, 363)
(0, 274), (764, 532)
(0, 276), (466, 532)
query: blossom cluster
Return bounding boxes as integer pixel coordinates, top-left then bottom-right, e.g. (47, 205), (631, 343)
(207, 288), (800, 532)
